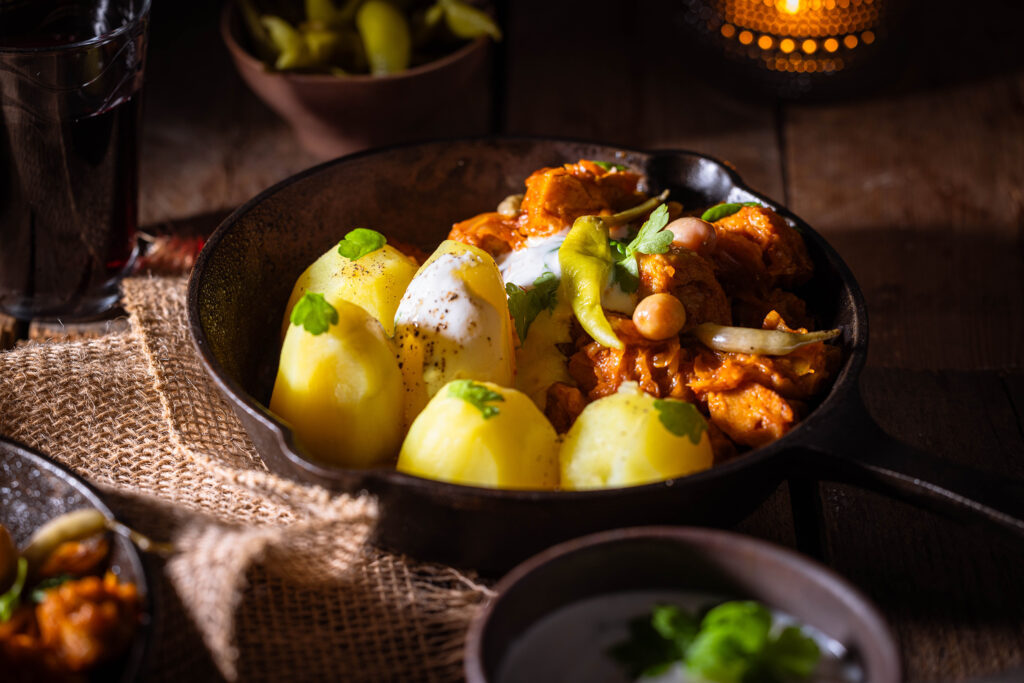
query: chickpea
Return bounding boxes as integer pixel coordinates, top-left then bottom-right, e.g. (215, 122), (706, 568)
(633, 293), (687, 340)
(666, 217), (717, 254)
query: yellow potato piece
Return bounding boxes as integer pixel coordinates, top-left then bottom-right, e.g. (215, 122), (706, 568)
(271, 298), (403, 468)
(282, 242), (418, 338)
(397, 381), (559, 489)
(514, 297), (573, 410)
(394, 240), (515, 427)
(560, 382), (713, 489)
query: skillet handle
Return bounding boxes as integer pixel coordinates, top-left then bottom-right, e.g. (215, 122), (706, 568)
(798, 387), (1024, 537)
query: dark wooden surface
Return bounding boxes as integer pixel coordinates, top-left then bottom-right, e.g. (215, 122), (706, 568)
(3, 1), (1023, 680)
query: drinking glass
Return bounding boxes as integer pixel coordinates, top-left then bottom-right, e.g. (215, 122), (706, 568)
(0, 0), (150, 320)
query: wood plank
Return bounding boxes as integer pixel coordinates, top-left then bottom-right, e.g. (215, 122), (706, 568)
(0, 314), (17, 350)
(780, 7), (1024, 677)
(503, 0), (786, 199)
(817, 368), (1024, 681)
(139, 2), (319, 226)
(781, 2), (1024, 370)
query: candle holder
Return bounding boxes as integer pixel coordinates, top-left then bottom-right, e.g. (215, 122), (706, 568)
(680, 0), (900, 98)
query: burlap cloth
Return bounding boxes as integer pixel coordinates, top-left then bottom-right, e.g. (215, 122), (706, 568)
(0, 276), (493, 681)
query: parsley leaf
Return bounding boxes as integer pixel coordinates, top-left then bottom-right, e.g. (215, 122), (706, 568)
(290, 292), (338, 335)
(762, 626), (821, 679)
(611, 600), (820, 683)
(653, 399), (708, 445)
(608, 613), (687, 679)
(700, 202), (763, 223)
(448, 380), (505, 420)
(505, 271), (559, 341)
(652, 604), (700, 652)
(700, 601), (772, 653)
(612, 204), (672, 292)
(686, 629), (752, 683)
(0, 557), (27, 622)
(613, 262), (640, 293)
(337, 228), (387, 260)
(628, 203), (674, 255)
(590, 160), (628, 172)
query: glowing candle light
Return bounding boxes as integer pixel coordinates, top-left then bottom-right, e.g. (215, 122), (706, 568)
(680, 0), (887, 96)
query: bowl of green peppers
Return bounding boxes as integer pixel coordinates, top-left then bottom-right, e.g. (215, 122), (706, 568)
(222, 0), (500, 158)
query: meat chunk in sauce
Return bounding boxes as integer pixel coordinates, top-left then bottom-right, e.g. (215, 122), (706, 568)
(711, 205), (813, 292)
(638, 247), (732, 330)
(705, 383), (795, 448)
(518, 160), (646, 238)
(448, 160), (647, 254)
(446, 162), (837, 461)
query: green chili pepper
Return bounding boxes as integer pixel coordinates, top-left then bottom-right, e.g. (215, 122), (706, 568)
(439, 0), (502, 41)
(261, 16), (311, 70)
(556, 192), (672, 350)
(305, 0), (343, 27)
(238, 0), (278, 62)
(694, 323), (840, 355)
(356, 0), (412, 75)
(304, 28), (342, 64)
(559, 216), (622, 350)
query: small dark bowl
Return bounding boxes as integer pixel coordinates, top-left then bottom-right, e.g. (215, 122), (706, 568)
(221, 2), (491, 159)
(0, 437), (152, 682)
(465, 526), (900, 683)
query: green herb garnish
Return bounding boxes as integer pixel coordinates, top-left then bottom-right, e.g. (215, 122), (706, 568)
(0, 557), (27, 622)
(611, 600), (821, 683)
(290, 292), (338, 335)
(337, 228), (387, 260)
(611, 203), (672, 293)
(653, 399), (708, 445)
(608, 606), (696, 679)
(590, 160), (628, 172)
(700, 202), (763, 223)
(505, 271), (559, 342)
(448, 380), (505, 420)
(30, 574), (75, 603)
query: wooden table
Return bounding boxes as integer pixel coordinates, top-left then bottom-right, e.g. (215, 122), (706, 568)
(4, 1), (1023, 680)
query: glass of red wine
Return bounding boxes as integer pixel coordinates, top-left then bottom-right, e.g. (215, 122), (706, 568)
(0, 0), (150, 320)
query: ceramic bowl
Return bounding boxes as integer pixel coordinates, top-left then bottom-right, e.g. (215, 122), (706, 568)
(465, 526), (901, 683)
(221, 2), (492, 159)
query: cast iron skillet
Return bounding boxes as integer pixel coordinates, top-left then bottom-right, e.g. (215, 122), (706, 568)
(0, 436), (152, 682)
(187, 137), (1024, 572)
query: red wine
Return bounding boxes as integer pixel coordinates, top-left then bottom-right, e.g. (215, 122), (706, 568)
(0, 2), (147, 319)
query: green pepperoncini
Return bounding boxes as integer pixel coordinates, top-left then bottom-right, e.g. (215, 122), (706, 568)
(557, 192), (670, 350)
(558, 215), (622, 350)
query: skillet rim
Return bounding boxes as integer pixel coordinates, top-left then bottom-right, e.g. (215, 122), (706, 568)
(186, 134), (868, 502)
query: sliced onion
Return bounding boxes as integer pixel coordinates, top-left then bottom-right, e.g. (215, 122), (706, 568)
(694, 323), (841, 356)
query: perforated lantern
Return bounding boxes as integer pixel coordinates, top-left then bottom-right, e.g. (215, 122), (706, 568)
(681, 0), (894, 97)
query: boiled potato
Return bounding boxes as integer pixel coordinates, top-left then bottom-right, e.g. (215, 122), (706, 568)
(282, 240), (418, 338)
(514, 297), (573, 410)
(560, 382), (713, 489)
(394, 240), (515, 426)
(397, 380), (559, 489)
(271, 296), (403, 467)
